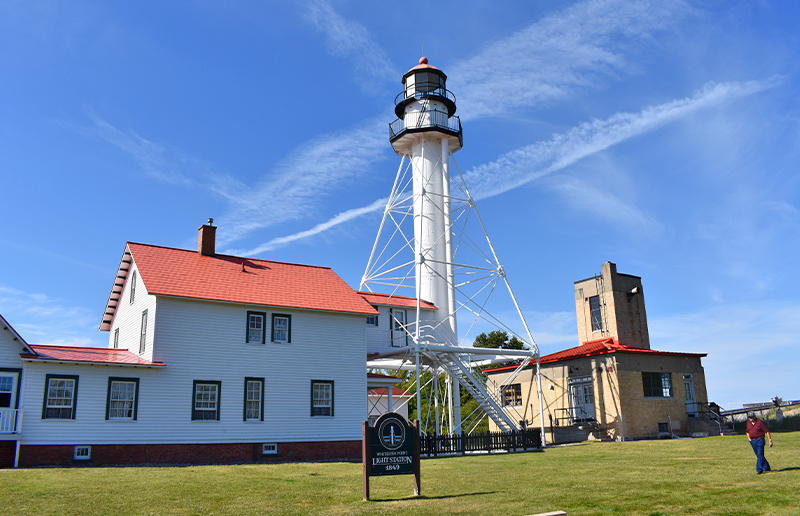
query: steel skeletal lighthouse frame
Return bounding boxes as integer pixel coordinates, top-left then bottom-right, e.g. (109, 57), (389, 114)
(361, 57), (546, 441)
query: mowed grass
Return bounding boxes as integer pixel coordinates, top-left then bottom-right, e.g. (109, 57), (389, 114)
(2, 433), (799, 515)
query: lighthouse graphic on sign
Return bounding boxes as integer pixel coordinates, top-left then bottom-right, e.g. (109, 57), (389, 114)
(362, 57), (546, 440)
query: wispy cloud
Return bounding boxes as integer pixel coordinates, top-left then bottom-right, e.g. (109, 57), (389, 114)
(650, 302), (800, 409)
(92, 117), (195, 186)
(463, 79), (780, 200)
(229, 197), (388, 255)
(90, 114), (391, 246)
(546, 174), (662, 235)
(304, 0), (396, 90)
(253, 79), (777, 254)
(216, 119), (389, 245)
(452, 0), (691, 119)
(91, 116), (248, 197)
(0, 286), (102, 347)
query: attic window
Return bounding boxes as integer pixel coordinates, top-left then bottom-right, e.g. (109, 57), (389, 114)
(130, 271), (137, 304)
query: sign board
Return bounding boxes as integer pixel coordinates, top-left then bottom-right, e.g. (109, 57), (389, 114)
(362, 413), (420, 500)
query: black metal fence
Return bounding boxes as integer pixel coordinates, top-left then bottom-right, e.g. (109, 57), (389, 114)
(420, 428), (541, 457)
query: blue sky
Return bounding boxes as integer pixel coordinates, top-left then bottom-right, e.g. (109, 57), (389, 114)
(1, 0), (798, 409)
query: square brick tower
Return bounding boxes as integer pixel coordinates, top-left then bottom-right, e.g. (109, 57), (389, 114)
(574, 261), (650, 349)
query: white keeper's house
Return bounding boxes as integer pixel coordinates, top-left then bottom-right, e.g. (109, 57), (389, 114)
(0, 222), (426, 467)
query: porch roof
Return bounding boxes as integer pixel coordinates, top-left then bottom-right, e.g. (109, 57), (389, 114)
(21, 345), (166, 367)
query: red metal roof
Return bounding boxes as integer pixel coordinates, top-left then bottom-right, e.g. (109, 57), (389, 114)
(368, 387), (413, 397)
(21, 345), (165, 367)
(484, 337), (706, 373)
(120, 243), (377, 317)
(358, 291), (437, 310)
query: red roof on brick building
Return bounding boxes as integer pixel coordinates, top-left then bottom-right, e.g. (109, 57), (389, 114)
(21, 345), (165, 367)
(484, 337), (706, 373)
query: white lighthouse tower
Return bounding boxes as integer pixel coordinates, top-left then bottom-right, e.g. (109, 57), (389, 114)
(391, 57), (461, 347)
(363, 57), (545, 440)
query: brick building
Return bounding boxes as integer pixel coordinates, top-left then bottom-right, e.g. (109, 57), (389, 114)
(486, 262), (712, 442)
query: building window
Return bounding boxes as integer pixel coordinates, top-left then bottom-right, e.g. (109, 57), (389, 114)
(106, 377), (139, 420)
(390, 308), (407, 347)
(272, 314), (291, 343)
(643, 372), (673, 398)
(244, 377), (264, 421)
(74, 446), (91, 460)
(192, 381), (221, 421)
(311, 380), (333, 417)
(366, 314), (378, 326)
(130, 271), (137, 304)
(589, 295), (603, 331)
(43, 375), (79, 419)
(392, 310), (405, 330)
(113, 328), (119, 349)
(262, 443), (277, 455)
(501, 384), (522, 407)
(246, 311), (266, 344)
(139, 310), (148, 354)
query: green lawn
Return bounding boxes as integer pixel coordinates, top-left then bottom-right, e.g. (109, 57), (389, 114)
(2, 433), (799, 515)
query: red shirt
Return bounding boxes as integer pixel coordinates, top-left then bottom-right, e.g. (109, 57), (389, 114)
(746, 418), (769, 439)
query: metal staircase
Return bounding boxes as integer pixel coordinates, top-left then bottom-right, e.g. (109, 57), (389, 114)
(418, 344), (534, 432)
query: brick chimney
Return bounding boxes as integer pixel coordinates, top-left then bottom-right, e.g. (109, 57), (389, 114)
(198, 218), (216, 256)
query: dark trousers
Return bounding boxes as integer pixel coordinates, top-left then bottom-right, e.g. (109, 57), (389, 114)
(750, 438), (771, 474)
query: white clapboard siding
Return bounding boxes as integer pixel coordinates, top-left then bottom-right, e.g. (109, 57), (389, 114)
(19, 296), (367, 445)
(108, 260), (158, 362)
(0, 325), (26, 366)
(366, 305), (434, 355)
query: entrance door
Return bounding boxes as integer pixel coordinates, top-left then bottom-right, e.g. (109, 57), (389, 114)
(0, 371), (19, 433)
(684, 374), (697, 417)
(568, 377), (595, 423)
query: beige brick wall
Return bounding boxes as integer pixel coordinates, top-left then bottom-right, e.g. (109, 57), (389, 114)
(616, 353), (707, 438)
(574, 262), (650, 349)
(486, 352), (708, 440)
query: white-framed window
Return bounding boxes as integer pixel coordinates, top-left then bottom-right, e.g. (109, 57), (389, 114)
(392, 310), (405, 330)
(192, 381), (221, 421)
(74, 446), (91, 460)
(262, 443), (277, 455)
(244, 378), (264, 421)
(107, 377), (139, 420)
(272, 314), (291, 343)
(501, 383), (522, 407)
(390, 308), (408, 347)
(246, 311), (266, 344)
(113, 328), (119, 349)
(311, 380), (333, 417)
(366, 314), (378, 326)
(139, 310), (148, 354)
(130, 270), (137, 304)
(43, 375), (78, 419)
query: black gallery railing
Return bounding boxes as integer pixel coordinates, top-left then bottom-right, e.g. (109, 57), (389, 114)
(420, 428), (542, 457)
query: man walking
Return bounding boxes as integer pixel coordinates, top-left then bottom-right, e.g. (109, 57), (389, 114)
(746, 412), (772, 474)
